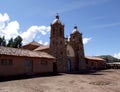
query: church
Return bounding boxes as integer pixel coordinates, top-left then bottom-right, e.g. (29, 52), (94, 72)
(49, 14), (86, 72)
(0, 15), (106, 76)
(23, 14), (87, 73)
(22, 14), (106, 73)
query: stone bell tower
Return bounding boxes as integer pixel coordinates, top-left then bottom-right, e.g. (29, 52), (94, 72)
(49, 14), (67, 72)
(70, 26), (86, 71)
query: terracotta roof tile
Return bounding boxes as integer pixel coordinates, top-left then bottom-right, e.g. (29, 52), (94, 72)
(85, 56), (105, 61)
(34, 45), (49, 51)
(23, 41), (43, 47)
(0, 46), (55, 59)
(22, 41), (43, 50)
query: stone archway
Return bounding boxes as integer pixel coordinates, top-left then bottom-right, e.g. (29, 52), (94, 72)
(66, 44), (75, 72)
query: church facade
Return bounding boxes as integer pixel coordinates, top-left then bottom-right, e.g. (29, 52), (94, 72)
(49, 15), (86, 72)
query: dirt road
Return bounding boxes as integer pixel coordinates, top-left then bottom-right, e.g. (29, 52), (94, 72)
(0, 69), (120, 92)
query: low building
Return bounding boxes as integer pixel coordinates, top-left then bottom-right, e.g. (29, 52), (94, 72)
(85, 57), (106, 70)
(0, 46), (55, 76)
(106, 62), (120, 69)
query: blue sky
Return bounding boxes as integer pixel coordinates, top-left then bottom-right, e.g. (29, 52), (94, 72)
(0, 0), (120, 58)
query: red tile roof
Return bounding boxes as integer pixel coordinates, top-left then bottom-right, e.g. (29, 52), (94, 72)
(34, 45), (49, 51)
(85, 56), (105, 61)
(0, 46), (55, 59)
(23, 41), (43, 47)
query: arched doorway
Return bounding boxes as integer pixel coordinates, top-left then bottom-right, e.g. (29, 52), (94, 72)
(66, 44), (75, 72)
(53, 62), (57, 73)
(67, 59), (71, 72)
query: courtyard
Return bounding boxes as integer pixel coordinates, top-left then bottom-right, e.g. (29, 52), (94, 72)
(0, 69), (120, 92)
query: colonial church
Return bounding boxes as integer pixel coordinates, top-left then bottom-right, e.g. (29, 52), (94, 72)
(49, 14), (86, 72)
(22, 14), (87, 73)
(0, 15), (106, 76)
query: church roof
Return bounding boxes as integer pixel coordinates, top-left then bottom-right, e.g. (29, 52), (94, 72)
(23, 41), (42, 47)
(72, 26), (81, 34)
(52, 14), (62, 25)
(0, 46), (55, 59)
(85, 56), (105, 61)
(34, 45), (49, 51)
(22, 41), (43, 50)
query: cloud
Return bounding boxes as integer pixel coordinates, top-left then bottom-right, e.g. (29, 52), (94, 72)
(38, 40), (49, 45)
(114, 52), (120, 59)
(83, 37), (91, 45)
(0, 13), (10, 30)
(0, 13), (9, 22)
(0, 13), (50, 45)
(89, 16), (105, 21)
(38, 40), (43, 44)
(21, 26), (50, 45)
(53, 0), (110, 14)
(92, 22), (120, 29)
(44, 42), (49, 45)
(0, 13), (19, 40)
(0, 13), (91, 46)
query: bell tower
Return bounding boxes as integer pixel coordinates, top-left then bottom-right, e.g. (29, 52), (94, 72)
(70, 26), (86, 71)
(49, 14), (67, 72)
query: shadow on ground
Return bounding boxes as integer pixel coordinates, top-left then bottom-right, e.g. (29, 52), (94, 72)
(0, 69), (113, 82)
(0, 73), (63, 82)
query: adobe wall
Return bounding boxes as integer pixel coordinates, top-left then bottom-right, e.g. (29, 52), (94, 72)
(0, 55), (54, 76)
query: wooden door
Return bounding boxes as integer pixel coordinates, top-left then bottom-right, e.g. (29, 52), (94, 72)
(25, 60), (33, 74)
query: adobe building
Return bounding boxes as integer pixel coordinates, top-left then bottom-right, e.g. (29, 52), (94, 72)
(0, 46), (55, 76)
(85, 57), (106, 70)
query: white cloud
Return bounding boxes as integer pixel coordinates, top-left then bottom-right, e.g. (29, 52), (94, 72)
(89, 16), (105, 21)
(53, 0), (110, 14)
(21, 26), (50, 45)
(38, 40), (49, 45)
(0, 13), (9, 22)
(0, 13), (19, 41)
(4, 21), (19, 40)
(83, 37), (91, 45)
(44, 42), (49, 45)
(38, 40), (43, 44)
(0, 13), (91, 46)
(114, 52), (120, 59)
(0, 13), (50, 45)
(92, 22), (120, 29)
(0, 13), (10, 30)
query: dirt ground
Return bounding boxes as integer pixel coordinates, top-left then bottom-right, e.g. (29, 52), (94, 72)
(0, 69), (120, 92)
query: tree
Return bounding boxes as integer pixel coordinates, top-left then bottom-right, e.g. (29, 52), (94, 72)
(0, 36), (6, 46)
(0, 36), (2, 46)
(13, 36), (22, 48)
(7, 38), (14, 47)
(0, 35), (23, 48)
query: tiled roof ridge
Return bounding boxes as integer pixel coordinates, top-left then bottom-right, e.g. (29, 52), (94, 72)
(85, 56), (105, 61)
(0, 46), (55, 59)
(23, 41), (43, 47)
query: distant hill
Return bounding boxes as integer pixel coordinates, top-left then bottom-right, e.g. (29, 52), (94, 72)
(96, 55), (120, 63)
